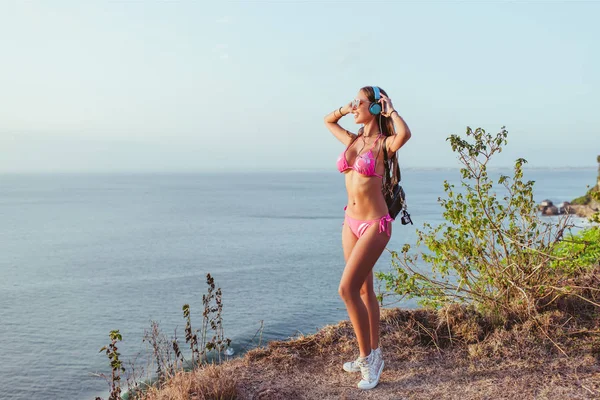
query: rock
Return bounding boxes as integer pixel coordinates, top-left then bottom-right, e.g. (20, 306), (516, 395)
(562, 204), (578, 215)
(540, 155), (600, 219)
(542, 205), (559, 215)
(557, 202), (570, 214)
(538, 199), (554, 212)
(564, 204), (598, 218)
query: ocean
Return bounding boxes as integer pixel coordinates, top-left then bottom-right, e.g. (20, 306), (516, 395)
(0, 168), (596, 400)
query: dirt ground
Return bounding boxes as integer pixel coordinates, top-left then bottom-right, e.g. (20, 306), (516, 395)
(142, 308), (600, 400)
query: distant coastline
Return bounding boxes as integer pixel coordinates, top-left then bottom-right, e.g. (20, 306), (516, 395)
(539, 155), (600, 218)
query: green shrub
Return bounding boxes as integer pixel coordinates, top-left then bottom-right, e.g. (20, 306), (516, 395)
(377, 127), (599, 324)
(551, 227), (600, 272)
(96, 330), (126, 400)
(570, 194), (591, 205)
(571, 184), (599, 205)
(589, 189), (600, 224)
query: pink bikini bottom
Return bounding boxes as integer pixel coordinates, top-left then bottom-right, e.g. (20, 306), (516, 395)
(343, 206), (393, 239)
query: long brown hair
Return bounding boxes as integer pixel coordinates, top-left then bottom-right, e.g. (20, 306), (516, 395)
(359, 86), (402, 195)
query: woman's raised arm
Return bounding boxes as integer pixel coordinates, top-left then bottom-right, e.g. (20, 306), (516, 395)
(386, 110), (411, 154)
(379, 93), (411, 155)
(324, 102), (356, 146)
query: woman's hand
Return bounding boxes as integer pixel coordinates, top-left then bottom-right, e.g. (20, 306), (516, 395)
(379, 93), (395, 117)
(341, 101), (353, 116)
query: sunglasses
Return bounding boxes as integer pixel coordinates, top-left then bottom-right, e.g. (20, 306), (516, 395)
(351, 98), (367, 109)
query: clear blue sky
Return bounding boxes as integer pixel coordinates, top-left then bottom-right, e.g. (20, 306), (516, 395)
(1, 1), (598, 173)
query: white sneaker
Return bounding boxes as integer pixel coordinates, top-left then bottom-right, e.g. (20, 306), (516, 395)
(343, 354), (362, 373)
(356, 350), (384, 390)
(343, 348), (382, 373)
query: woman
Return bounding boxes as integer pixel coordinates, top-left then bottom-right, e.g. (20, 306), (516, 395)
(324, 86), (411, 390)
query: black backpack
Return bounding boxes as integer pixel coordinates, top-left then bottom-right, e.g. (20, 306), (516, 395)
(382, 142), (413, 225)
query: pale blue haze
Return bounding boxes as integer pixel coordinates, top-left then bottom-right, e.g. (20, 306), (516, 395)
(0, 1), (598, 172)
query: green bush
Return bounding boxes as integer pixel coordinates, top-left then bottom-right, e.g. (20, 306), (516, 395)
(589, 189), (600, 224)
(571, 184), (598, 205)
(551, 227), (600, 273)
(377, 127), (598, 324)
(570, 194), (591, 205)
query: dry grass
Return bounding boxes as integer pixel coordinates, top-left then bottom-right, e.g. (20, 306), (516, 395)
(138, 302), (600, 400)
(141, 364), (237, 400)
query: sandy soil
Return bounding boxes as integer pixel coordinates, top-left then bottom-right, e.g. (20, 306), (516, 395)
(141, 307), (600, 400)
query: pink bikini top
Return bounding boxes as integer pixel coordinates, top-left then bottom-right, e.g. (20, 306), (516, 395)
(336, 134), (383, 178)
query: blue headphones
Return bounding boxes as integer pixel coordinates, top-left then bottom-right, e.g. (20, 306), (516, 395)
(369, 86), (382, 115)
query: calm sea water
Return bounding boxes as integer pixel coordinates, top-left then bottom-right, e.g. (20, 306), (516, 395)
(0, 168), (596, 400)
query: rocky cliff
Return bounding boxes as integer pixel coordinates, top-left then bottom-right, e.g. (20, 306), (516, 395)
(539, 155), (600, 218)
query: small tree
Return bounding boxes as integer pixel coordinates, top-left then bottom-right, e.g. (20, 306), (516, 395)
(378, 127), (598, 323)
(96, 330), (126, 400)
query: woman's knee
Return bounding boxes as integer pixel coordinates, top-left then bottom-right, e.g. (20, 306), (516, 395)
(360, 287), (376, 300)
(338, 283), (359, 301)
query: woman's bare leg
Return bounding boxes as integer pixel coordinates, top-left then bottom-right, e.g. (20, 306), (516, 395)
(342, 220), (358, 263)
(360, 271), (380, 350)
(339, 224), (391, 357)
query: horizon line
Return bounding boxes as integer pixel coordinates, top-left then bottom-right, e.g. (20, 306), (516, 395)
(0, 165), (597, 175)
